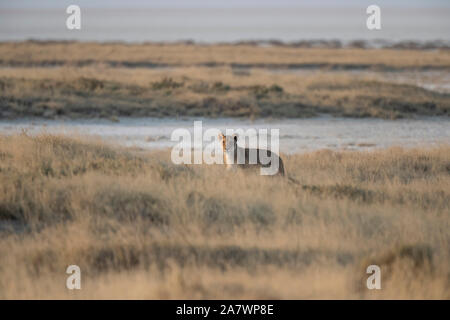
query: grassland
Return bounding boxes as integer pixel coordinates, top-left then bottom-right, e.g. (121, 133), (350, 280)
(2, 42), (450, 69)
(0, 41), (449, 120)
(0, 133), (449, 299)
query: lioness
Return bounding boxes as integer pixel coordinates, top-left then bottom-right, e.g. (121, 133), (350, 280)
(219, 133), (285, 176)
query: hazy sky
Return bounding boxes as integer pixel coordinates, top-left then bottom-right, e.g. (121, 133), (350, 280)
(1, 0), (448, 42)
(1, 0), (449, 9)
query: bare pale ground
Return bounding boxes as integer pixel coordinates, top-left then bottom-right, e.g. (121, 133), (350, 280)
(0, 134), (449, 299)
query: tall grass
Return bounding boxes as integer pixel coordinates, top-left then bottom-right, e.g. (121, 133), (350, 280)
(0, 133), (448, 299)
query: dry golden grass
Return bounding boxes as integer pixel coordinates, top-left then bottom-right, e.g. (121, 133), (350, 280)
(1, 42), (450, 69)
(0, 133), (449, 299)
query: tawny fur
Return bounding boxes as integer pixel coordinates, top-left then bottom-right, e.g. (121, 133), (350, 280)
(219, 133), (285, 176)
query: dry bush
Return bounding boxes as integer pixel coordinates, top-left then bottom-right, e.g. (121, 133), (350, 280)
(0, 66), (448, 119)
(0, 42), (449, 120)
(0, 133), (449, 299)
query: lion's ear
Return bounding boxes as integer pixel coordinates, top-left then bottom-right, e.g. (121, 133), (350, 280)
(218, 133), (223, 139)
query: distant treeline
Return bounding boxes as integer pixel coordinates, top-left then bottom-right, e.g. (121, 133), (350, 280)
(14, 38), (450, 50)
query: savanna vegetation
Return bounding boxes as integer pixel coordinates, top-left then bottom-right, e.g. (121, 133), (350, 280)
(0, 133), (448, 299)
(1, 41), (450, 69)
(0, 41), (449, 120)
